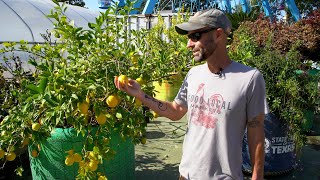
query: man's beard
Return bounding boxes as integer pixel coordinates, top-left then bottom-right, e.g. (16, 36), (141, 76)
(193, 39), (216, 62)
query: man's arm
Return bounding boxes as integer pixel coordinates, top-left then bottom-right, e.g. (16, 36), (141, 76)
(247, 113), (265, 180)
(115, 77), (187, 121)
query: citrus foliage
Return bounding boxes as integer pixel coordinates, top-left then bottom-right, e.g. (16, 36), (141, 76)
(0, 3), (190, 179)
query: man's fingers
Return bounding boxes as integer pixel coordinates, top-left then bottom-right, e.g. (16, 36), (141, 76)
(114, 76), (120, 89)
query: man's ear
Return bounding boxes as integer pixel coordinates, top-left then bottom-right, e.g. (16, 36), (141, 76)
(215, 28), (225, 39)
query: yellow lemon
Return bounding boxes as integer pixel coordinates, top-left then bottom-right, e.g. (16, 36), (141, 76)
(65, 155), (75, 166)
(141, 137), (147, 145)
(134, 99), (142, 107)
(106, 95), (120, 108)
(131, 54), (139, 65)
(6, 152), (16, 161)
(32, 123), (41, 131)
(73, 153), (82, 162)
(78, 102), (89, 115)
(66, 149), (74, 155)
(136, 77), (145, 85)
(0, 149), (5, 159)
(96, 114), (107, 125)
(88, 161), (98, 171)
(88, 151), (96, 160)
(31, 150), (39, 158)
(79, 160), (86, 167)
(152, 112), (159, 118)
(118, 75), (128, 86)
(78, 167), (85, 175)
(98, 175), (108, 180)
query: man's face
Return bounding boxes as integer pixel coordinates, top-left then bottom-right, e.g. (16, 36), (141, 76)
(187, 28), (217, 62)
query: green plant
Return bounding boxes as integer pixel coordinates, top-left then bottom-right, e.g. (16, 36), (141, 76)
(0, 2), (190, 179)
(229, 22), (319, 154)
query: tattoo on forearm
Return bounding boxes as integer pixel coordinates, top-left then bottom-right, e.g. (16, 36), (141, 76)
(247, 117), (261, 128)
(144, 94), (167, 111)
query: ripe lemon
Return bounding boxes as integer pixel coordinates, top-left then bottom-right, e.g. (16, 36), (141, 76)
(66, 149), (74, 155)
(88, 161), (98, 171)
(118, 75), (128, 86)
(136, 77), (145, 85)
(0, 149), (5, 159)
(78, 168), (85, 175)
(106, 95), (120, 108)
(31, 150), (39, 158)
(73, 153), (82, 162)
(98, 175), (108, 180)
(130, 54), (139, 65)
(88, 151), (96, 160)
(78, 102), (89, 115)
(79, 160), (86, 167)
(141, 137), (147, 145)
(134, 99), (142, 107)
(6, 152), (16, 161)
(32, 123), (41, 131)
(65, 155), (75, 166)
(96, 114), (107, 125)
(152, 112), (159, 118)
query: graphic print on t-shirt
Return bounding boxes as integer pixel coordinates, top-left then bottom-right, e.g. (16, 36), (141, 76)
(189, 83), (232, 129)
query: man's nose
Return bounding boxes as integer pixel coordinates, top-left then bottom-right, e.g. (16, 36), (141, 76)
(187, 39), (195, 49)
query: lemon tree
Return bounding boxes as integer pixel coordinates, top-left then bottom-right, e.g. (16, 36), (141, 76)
(0, 2), (191, 179)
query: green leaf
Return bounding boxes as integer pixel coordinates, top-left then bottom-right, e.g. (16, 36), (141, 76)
(39, 77), (48, 93)
(44, 94), (58, 106)
(26, 84), (41, 94)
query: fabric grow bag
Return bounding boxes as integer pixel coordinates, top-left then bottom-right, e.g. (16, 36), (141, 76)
(28, 127), (135, 180)
(242, 113), (295, 176)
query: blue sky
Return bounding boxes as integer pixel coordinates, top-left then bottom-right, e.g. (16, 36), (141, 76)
(83, 0), (100, 11)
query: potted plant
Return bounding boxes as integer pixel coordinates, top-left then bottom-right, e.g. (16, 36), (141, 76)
(229, 16), (320, 175)
(0, 2), (190, 179)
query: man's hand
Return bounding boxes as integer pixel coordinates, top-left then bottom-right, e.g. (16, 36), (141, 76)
(114, 76), (144, 100)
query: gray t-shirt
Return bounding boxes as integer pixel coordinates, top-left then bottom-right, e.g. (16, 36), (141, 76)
(175, 61), (269, 180)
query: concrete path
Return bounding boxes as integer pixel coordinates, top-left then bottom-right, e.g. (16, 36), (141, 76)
(135, 116), (320, 180)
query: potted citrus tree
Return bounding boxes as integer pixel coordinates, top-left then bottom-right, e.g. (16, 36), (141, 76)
(0, 2), (190, 179)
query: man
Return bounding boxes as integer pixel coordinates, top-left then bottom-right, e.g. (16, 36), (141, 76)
(115, 8), (268, 180)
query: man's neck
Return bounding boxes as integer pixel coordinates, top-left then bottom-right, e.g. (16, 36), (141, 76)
(207, 56), (232, 74)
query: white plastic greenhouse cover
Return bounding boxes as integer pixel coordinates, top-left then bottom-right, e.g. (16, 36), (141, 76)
(0, 0), (100, 43)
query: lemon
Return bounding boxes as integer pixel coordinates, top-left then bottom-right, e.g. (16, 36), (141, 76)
(78, 102), (89, 115)
(106, 95), (120, 108)
(32, 123), (41, 131)
(65, 155), (75, 166)
(0, 149), (5, 159)
(141, 137), (147, 145)
(78, 168), (85, 175)
(88, 161), (98, 171)
(96, 114), (107, 125)
(136, 77), (145, 85)
(131, 54), (139, 65)
(79, 160), (86, 167)
(98, 175), (108, 180)
(88, 151), (96, 160)
(152, 112), (159, 118)
(66, 149), (74, 155)
(118, 75), (128, 86)
(6, 152), (16, 161)
(73, 153), (82, 162)
(134, 99), (142, 107)
(31, 150), (39, 158)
